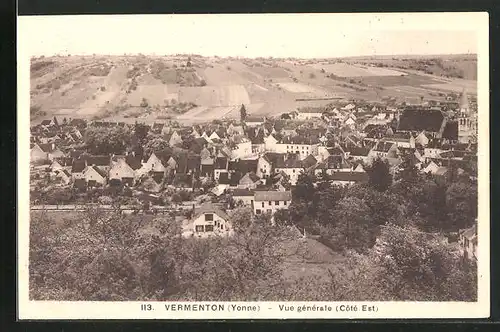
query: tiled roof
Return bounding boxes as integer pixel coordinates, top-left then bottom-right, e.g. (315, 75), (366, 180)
(241, 172), (260, 183)
(201, 164), (214, 174)
(92, 165), (108, 178)
(71, 160), (86, 173)
(214, 157), (228, 170)
(316, 155), (346, 169)
(231, 188), (254, 197)
(218, 172), (230, 184)
(302, 155), (318, 169)
(442, 121), (459, 141)
(125, 155), (143, 170)
(262, 152), (287, 166)
(330, 171), (368, 183)
(37, 143), (55, 153)
(373, 141), (395, 153)
(254, 190), (292, 202)
(186, 155), (201, 172)
(237, 159), (258, 174)
(192, 202), (230, 222)
(275, 155), (304, 169)
(85, 155), (111, 166)
(398, 108), (445, 133)
(281, 135), (320, 145)
(53, 157), (73, 166)
(347, 146), (371, 157)
(327, 146), (345, 156)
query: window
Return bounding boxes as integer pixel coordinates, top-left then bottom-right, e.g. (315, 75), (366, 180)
(195, 225), (204, 232)
(275, 201), (279, 206)
(256, 209), (261, 214)
(293, 169), (295, 173)
(205, 213), (214, 221)
(269, 201), (272, 205)
(205, 225), (214, 232)
(220, 224), (224, 230)
(284, 201), (287, 206)
(261, 202), (265, 208)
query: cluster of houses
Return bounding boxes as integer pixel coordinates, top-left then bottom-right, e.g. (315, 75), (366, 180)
(30, 91), (478, 238)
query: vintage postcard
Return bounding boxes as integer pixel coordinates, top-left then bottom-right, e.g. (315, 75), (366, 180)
(17, 13), (489, 319)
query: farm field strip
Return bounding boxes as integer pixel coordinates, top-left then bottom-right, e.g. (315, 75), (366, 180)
(176, 106), (210, 119)
(311, 62), (407, 77)
(178, 85), (251, 107)
(422, 83), (477, 94)
(126, 84), (171, 106)
(275, 82), (322, 93)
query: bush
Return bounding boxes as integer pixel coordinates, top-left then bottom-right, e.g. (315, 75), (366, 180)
(171, 193), (182, 203)
(51, 80), (61, 90)
(30, 105), (41, 115)
(100, 86), (106, 92)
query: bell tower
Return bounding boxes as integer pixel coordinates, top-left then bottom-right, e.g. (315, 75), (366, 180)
(458, 88), (473, 143)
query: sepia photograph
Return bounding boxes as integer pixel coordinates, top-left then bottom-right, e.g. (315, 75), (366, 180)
(17, 13), (489, 319)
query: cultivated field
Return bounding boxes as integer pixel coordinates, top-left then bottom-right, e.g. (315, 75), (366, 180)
(423, 82), (477, 94)
(29, 54), (477, 124)
(126, 84), (173, 106)
(313, 63), (408, 77)
(177, 103), (266, 123)
(178, 85), (251, 107)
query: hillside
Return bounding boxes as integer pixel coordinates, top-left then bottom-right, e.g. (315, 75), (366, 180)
(30, 54), (477, 124)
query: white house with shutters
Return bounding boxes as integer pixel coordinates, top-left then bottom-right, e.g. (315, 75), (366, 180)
(188, 203), (233, 238)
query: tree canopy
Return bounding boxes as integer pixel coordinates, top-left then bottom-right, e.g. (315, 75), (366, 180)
(84, 126), (132, 155)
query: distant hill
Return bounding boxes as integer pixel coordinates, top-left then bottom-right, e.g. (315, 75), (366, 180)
(338, 54), (477, 80)
(29, 54), (477, 124)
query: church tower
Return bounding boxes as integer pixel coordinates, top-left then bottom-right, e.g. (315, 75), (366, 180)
(458, 88), (475, 143)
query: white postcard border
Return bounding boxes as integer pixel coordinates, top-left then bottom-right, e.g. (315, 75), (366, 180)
(17, 12), (490, 320)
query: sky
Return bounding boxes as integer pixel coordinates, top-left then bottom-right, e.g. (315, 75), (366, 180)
(18, 13), (483, 58)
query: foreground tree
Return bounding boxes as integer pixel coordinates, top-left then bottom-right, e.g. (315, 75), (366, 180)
(446, 179), (478, 230)
(239, 104), (247, 122)
(375, 224), (477, 301)
(329, 197), (377, 252)
(365, 157), (392, 192)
